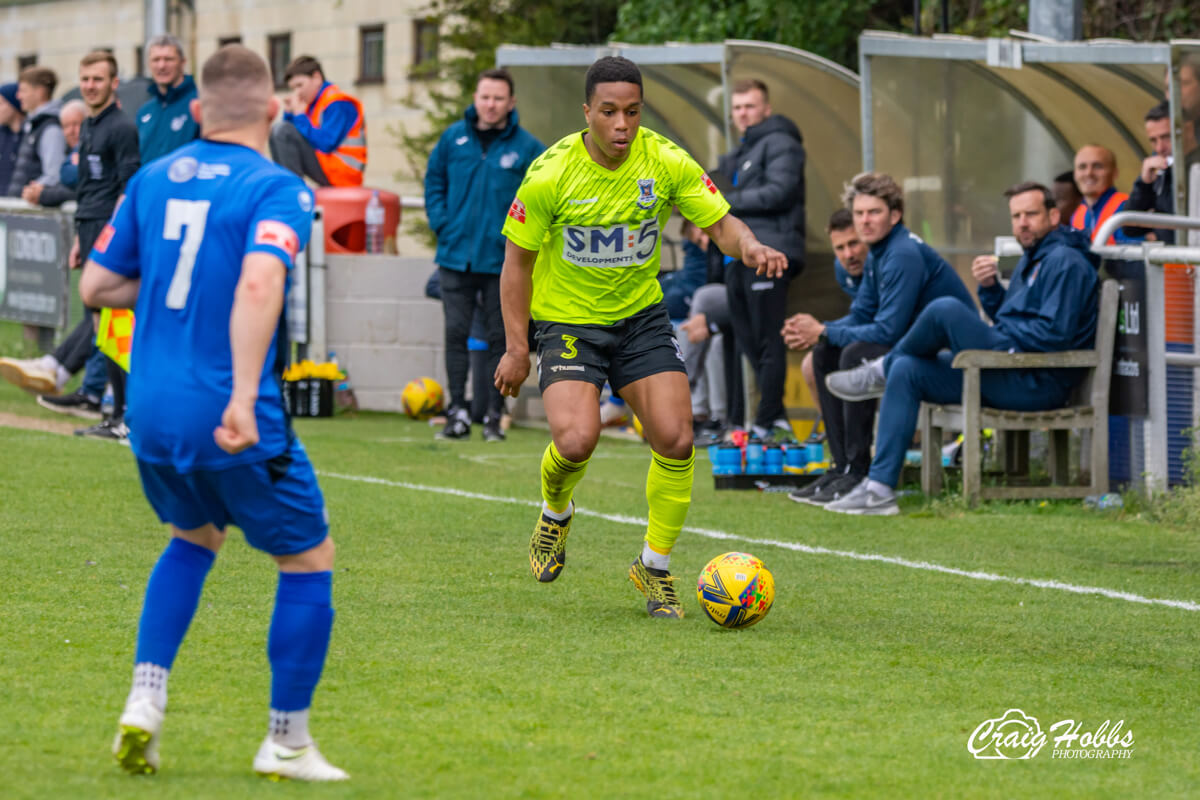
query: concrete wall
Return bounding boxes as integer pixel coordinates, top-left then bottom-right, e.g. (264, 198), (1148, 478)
(324, 253), (545, 419)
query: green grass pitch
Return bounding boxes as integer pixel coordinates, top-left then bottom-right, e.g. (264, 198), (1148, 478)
(0, 340), (1197, 797)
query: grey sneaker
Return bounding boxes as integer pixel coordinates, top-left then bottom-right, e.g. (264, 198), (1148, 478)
(800, 471), (864, 506)
(825, 480), (900, 516)
(436, 407), (471, 440)
(788, 470), (840, 503)
(825, 357), (887, 402)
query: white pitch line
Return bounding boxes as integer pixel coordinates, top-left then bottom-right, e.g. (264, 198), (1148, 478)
(319, 471), (1200, 613)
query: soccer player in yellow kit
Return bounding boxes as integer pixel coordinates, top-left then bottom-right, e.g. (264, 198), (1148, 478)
(495, 56), (786, 618)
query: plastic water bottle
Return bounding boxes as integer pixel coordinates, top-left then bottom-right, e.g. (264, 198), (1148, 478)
(364, 191), (384, 254)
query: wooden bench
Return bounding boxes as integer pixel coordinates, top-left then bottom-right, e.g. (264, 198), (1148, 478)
(918, 279), (1118, 505)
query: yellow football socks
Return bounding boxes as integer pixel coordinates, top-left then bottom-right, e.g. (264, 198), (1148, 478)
(541, 441), (589, 515)
(644, 448), (694, 554)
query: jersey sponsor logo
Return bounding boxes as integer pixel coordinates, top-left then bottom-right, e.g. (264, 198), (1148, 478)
(636, 178), (657, 210)
(702, 173), (718, 194)
(255, 220), (300, 259)
(499, 151), (519, 169)
(507, 198), (526, 223)
(562, 218), (660, 268)
(168, 156), (199, 183)
(170, 114), (188, 131)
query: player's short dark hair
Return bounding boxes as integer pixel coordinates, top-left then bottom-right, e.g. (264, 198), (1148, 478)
(842, 171), (904, 217)
(284, 55), (324, 83)
(827, 208), (854, 233)
(585, 56), (642, 103)
(1003, 181), (1055, 210)
(1145, 100), (1170, 123)
(732, 78), (768, 102)
(18, 66), (57, 97)
(201, 44), (272, 128)
(477, 67), (514, 96)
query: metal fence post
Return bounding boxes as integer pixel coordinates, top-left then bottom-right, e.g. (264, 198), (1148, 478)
(308, 207), (327, 363)
(1143, 257), (1169, 494)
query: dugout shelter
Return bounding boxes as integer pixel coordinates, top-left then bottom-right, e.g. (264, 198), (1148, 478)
(860, 32), (1200, 490)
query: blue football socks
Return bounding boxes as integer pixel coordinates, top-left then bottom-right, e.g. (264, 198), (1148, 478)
(268, 571), (334, 713)
(134, 537), (216, 670)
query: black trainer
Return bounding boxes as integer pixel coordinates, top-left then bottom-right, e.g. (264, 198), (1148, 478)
(76, 416), (130, 444)
(482, 414), (506, 442)
(436, 407), (471, 440)
(38, 390), (103, 420)
(788, 470), (840, 504)
(801, 471), (864, 506)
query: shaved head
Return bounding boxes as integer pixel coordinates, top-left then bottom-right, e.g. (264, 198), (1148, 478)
(199, 44), (273, 131)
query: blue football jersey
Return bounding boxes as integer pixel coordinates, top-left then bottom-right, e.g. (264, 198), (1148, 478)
(90, 139), (314, 472)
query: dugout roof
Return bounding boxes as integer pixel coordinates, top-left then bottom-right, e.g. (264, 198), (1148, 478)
(496, 41), (862, 320)
(858, 33), (1197, 268)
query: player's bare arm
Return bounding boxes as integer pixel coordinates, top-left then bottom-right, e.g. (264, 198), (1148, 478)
(214, 252), (286, 455)
(80, 258), (141, 308)
(702, 212), (787, 278)
(494, 239), (539, 398)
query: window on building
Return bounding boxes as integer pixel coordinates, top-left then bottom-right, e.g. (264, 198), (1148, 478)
(411, 19), (439, 78)
(218, 35), (242, 47)
(358, 24), (385, 84)
(17, 53), (37, 72)
(268, 33), (292, 89)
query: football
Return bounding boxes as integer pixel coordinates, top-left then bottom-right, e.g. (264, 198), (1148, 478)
(696, 551), (775, 629)
(401, 376), (445, 420)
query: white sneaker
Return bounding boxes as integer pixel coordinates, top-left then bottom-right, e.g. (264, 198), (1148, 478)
(825, 479), (900, 516)
(0, 356), (58, 395)
(253, 736), (349, 782)
(113, 697), (164, 775)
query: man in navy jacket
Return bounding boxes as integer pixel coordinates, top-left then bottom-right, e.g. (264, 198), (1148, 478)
(424, 68), (543, 441)
(784, 172), (973, 505)
(824, 181), (1100, 515)
(136, 34), (200, 164)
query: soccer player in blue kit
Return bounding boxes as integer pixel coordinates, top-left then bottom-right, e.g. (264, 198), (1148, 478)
(80, 45), (347, 782)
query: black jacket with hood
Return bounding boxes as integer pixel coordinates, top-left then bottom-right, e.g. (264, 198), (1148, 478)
(716, 114), (806, 264)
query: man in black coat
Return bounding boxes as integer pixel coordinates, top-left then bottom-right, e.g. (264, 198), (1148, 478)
(717, 78), (805, 442)
(1125, 101), (1175, 243)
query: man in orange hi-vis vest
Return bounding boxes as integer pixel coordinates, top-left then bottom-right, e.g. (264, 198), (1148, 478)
(1070, 143), (1140, 245)
(269, 55), (366, 187)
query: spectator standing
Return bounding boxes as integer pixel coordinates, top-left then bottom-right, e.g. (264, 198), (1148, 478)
(269, 55), (366, 187)
(824, 182), (1099, 516)
(0, 83), (25, 193)
(72, 50), (141, 441)
(136, 33), (200, 164)
(782, 172), (973, 507)
(24, 99), (86, 207)
(1125, 101), (1175, 243)
(718, 78), (806, 443)
(5, 66), (64, 197)
(1070, 144), (1135, 244)
(424, 68), (543, 441)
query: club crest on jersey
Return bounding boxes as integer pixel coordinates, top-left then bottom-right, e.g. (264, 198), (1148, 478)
(636, 178), (657, 210)
(508, 198), (527, 223)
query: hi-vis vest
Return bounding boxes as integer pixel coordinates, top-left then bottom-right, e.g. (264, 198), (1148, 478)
(307, 83), (366, 187)
(1071, 190), (1128, 245)
(96, 307), (133, 372)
